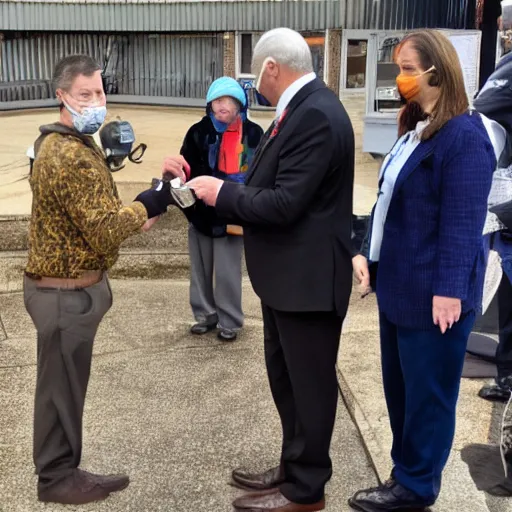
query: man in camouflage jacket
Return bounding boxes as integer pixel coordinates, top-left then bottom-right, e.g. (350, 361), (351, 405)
(24, 54), (172, 506)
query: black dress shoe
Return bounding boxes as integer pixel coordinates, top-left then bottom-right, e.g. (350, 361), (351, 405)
(479, 377), (512, 402)
(218, 329), (237, 342)
(479, 383), (511, 402)
(348, 482), (434, 511)
(232, 465), (284, 491)
(190, 321), (217, 335)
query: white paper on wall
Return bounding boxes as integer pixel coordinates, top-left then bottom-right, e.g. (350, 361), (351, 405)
(449, 33), (481, 100)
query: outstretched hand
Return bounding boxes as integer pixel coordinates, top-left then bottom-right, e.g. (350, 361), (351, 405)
(162, 155), (191, 182)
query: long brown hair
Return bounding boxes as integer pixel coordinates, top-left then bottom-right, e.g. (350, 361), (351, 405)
(396, 30), (469, 140)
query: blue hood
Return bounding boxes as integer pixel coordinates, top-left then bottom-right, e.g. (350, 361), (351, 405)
(206, 77), (247, 107)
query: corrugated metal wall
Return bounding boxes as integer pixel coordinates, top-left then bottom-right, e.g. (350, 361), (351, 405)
(0, 1), (342, 32)
(0, 32), (223, 101)
(0, 0), (477, 32)
(1, 33), (111, 82)
(103, 34), (223, 97)
(348, 0), (476, 31)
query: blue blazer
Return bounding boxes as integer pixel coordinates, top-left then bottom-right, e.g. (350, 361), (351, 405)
(366, 112), (496, 329)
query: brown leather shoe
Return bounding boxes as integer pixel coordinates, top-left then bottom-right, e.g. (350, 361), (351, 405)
(38, 469), (129, 505)
(81, 469), (130, 494)
(232, 465), (285, 491)
(233, 489), (325, 511)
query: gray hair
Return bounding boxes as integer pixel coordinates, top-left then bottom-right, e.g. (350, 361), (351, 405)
(52, 55), (102, 91)
(252, 28), (313, 74)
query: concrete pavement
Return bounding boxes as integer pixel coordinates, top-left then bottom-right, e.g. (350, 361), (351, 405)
(3, 99), (508, 511)
(0, 278), (377, 512)
(3, 262), (511, 511)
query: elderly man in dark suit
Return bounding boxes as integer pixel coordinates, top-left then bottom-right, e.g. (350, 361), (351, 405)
(188, 27), (355, 512)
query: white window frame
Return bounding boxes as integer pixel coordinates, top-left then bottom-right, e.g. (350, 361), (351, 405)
(324, 29), (330, 84)
(235, 32), (256, 79)
(340, 29), (373, 95)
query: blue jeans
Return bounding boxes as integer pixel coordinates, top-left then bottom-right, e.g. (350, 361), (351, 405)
(380, 310), (476, 501)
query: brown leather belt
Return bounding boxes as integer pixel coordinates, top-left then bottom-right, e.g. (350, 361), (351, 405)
(226, 224), (244, 236)
(28, 270), (103, 290)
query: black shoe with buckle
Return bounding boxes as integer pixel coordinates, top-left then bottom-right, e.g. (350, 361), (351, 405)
(348, 481), (434, 511)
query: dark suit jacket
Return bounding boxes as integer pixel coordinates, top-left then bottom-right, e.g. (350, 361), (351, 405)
(363, 112), (495, 329)
(216, 78), (355, 315)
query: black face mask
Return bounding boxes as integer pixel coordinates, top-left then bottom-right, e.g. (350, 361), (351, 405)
(106, 143), (147, 172)
(100, 120), (147, 172)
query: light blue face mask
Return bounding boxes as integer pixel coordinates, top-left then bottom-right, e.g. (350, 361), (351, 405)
(64, 102), (107, 135)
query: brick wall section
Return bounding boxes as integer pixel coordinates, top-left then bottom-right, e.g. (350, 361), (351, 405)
(223, 32), (236, 78)
(327, 29), (342, 95)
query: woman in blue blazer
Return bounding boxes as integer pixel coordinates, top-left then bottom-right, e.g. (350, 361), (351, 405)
(349, 30), (496, 512)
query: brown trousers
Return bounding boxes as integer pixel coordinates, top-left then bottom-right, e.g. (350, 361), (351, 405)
(23, 274), (112, 489)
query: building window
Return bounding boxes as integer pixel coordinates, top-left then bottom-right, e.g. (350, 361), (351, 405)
(238, 32), (325, 78)
(240, 33), (253, 75)
(346, 39), (367, 89)
(303, 34), (325, 81)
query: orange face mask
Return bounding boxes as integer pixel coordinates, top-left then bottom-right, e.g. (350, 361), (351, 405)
(396, 66), (435, 101)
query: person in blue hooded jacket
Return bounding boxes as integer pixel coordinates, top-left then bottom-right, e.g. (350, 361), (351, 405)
(163, 77), (263, 341)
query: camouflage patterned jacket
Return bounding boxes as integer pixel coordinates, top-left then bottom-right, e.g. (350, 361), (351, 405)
(26, 123), (147, 278)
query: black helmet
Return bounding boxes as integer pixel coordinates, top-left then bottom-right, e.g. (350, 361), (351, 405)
(99, 120), (147, 172)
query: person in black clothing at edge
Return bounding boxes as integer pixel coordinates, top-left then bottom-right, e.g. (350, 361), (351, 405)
(475, 17), (512, 403)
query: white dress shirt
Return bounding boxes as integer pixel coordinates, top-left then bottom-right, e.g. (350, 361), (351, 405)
(369, 120), (429, 262)
(275, 72), (317, 120)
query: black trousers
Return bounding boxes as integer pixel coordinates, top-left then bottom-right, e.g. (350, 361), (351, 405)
(23, 274), (112, 490)
(496, 272), (512, 380)
(261, 304), (343, 505)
